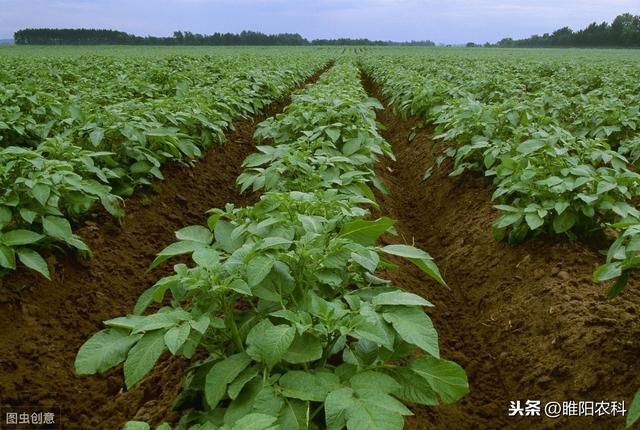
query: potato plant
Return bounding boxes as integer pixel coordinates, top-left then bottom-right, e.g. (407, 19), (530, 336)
(362, 52), (640, 426)
(75, 62), (468, 430)
(360, 53), (640, 292)
(0, 52), (328, 277)
(0, 140), (123, 278)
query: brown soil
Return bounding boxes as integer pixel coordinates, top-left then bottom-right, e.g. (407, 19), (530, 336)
(0, 66), (328, 430)
(363, 75), (640, 430)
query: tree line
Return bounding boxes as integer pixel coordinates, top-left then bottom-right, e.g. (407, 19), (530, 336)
(495, 13), (640, 48)
(13, 28), (435, 46)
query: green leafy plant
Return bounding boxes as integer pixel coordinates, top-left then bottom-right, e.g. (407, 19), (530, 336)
(75, 61), (467, 430)
(0, 142), (123, 277)
(360, 51), (640, 290)
(593, 219), (640, 297)
(1, 50), (330, 277)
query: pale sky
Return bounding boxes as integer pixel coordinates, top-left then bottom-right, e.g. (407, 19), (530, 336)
(0, 0), (638, 44)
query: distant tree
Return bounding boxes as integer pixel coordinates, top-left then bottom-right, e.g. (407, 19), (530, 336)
(497, 37), (514, 47)
(13, 28), (436, 46)
(611, 13), (640, 45)
(14, 28), (138, 45)
(492, 13), (640, 48)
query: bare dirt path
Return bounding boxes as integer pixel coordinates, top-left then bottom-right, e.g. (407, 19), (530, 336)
(363, 73), (640, 430)
(0, 65), (329, 430)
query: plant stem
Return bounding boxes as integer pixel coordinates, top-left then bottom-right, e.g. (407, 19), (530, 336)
(225, 296), (244, 351)
(310, 403), (324, 421)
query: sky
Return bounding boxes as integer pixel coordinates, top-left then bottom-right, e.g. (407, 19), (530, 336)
(0, 0), (639, 44)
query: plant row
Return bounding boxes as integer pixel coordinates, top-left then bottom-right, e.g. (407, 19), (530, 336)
(360, 53), (640, 295)
(75, 61), (468, 430)
(0, 53), (327, 278)
(361, 49), (640, 428)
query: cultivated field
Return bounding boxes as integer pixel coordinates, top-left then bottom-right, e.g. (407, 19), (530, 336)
(1, 46), (639, 430)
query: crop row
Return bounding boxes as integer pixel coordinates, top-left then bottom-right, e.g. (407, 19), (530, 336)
(0, 53), (327, 278)
(74, 61), (468, 430)
(361, 52), (640, 428)
(360, 54), (640, 295)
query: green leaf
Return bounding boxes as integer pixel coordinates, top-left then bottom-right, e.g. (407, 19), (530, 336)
(283, 333), (323, 364)
(315, 270), (343, 287)
(134, 278), (177, 315)
(327, 386), (407, 430)
(32, 184), (51, 206)
(0, 230), (44, 246)
(383, 307), (439, 358)
(494, 205), (520, 213)
(325, 127), (341, 143)
(409, 356), (469, 404)
(279, 371), (340, 402)
(279, 398), (309, 430)
(224, 380), (262, 425)
(215, 219), (243, 253)
(381, 244), (429, 260)
(516, 139), (544, 155)
(351, 251), (378, 273)
(89, 128), (105, 147)
(554, 201), (570, 215)
(243, 152), (274, 168)
(228, 365), (260, 400)
(207, 212), (223, 231)
(388, 367), (438, 405)
(593, 262), (622, 283)
(75, 328), (142, 375)
(164, 324), (190, 354)
(552, 210), (576, 234)
(373, 291), (433, 307)
(597, 181), (617, 195)
(17, 248), (50, 279)
(192, 247), (220, 269)
(524, 213), (544, 230)
(256, 237), (292, 251)
(351, 314), (393, 348)
(325, 388), (354, 430)
(339, 218), (395, 246)
(104, 315), (146, 330)
(230, 413), (277, 430)
(66, 235), (89, 252)
(246, 320), (295, 369)
(124, 422), (150, 430)
(150, 240), (204, 269)
(608, 272), (629, 298)
(627, 389), (640, 427)
(205, 352), (252, 409)
(343, 137), (362, 156)
(42, 216), (73, 242)
(0, 206), (12, 226)
(254, 385), (283, 418)
(229, 278), (252, 296)
(494, 213), (522, 229)
(0, 244), (16, 270)
(130, 161), (153, 174)
(190, 314), (211, 334)
(101, 195), (124, 218)
(350, 392), (410, 429)
(350, 371), (400, 394)
(507, 111), (519, 126)
(132, 312), (183, 334)
(123, 330), (166, 388)
(381, 244), (446, 287)
(247, 255), (275, 287)
(298, 214), (324, 234)
(175, 225), (213, 244)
